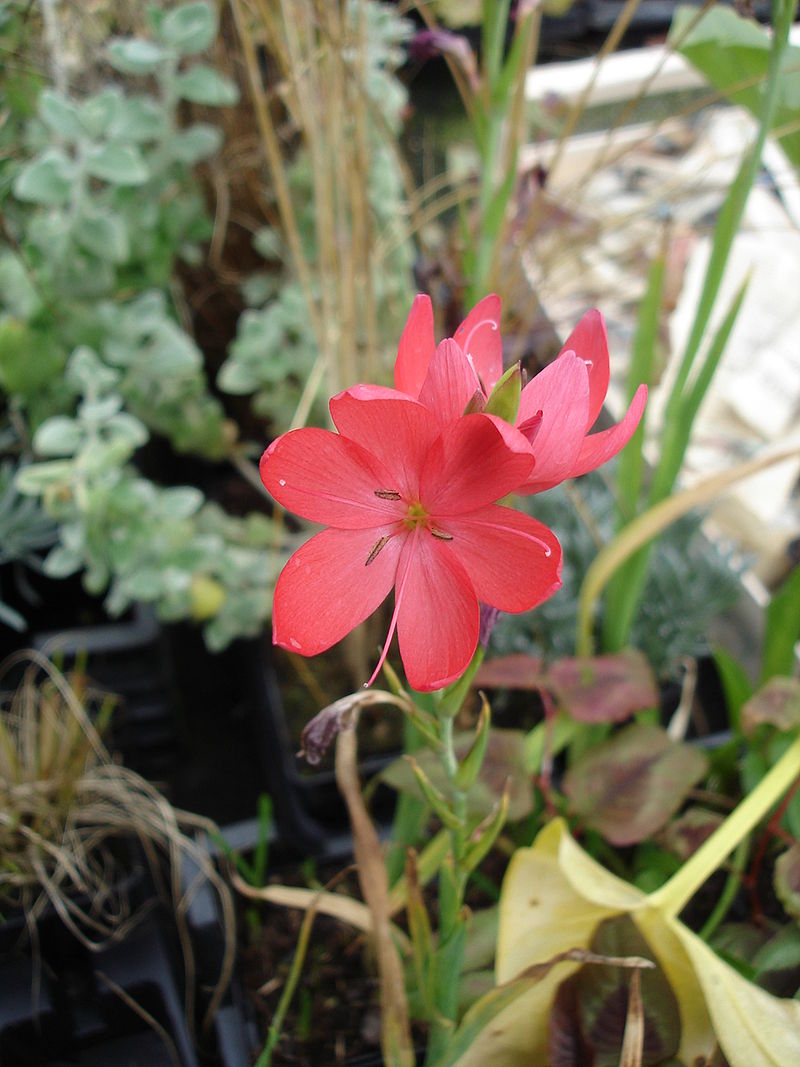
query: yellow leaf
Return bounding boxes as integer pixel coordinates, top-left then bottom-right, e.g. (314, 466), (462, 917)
(670, 919), (800, 1066)
(453, 818), (800, 1067)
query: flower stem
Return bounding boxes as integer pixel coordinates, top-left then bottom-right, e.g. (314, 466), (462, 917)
(424, 686), (473, 1064)
(650, 732), (800, 920)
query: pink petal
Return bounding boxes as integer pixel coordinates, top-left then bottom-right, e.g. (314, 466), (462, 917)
(395, 294), (435, 397)
(569, 383), (648, 479)
(418, 338), (483, 426)
(395, 528), (479, 691)
(516, 353), (591, 494)
(260, 428), (405, 528)
(333, 383), (406, 403)
(557, 309), (609, 429)
(329, 392), (440, 500)
(453, 294), (503, 393)
(420, 414), (534, 515)
(441, 504), (562, 612)
(273, 526), (403, 656)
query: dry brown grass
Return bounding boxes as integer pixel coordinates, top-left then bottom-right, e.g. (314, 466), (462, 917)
(0, 648), (236, 1035)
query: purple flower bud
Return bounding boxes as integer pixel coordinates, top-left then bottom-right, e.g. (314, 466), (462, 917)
(479, 604), (501, 649)
(409, 29), (480, 91)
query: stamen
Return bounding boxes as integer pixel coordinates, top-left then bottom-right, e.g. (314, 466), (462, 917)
(365, 535), (390, 566)
(364, 527), (418, 688)
(430, 528), (453, 541)
(374, 489), (401, 500)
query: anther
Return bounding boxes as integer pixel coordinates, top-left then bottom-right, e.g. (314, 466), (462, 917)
(365, 536), (390, 566)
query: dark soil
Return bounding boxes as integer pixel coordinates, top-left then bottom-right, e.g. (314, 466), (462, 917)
(240, 865), (420, 1067)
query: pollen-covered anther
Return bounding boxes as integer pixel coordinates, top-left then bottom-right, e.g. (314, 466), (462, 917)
(374, 489), (402, 500)
(365, 535), (390, 566)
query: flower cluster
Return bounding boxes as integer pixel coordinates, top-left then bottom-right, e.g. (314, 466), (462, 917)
(260, 295), (646, 691)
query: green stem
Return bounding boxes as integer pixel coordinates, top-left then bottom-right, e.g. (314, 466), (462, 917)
(650, 732), (800, 920)
(255, 894), (318, 1066)
(423, 684), (475, 1063)
(697, 835), (750, 943)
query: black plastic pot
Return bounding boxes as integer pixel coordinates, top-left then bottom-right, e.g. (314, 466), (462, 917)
(0, 863), (198, 1067)
(0, 849), (258, 1067)
(4, 595), (324, 853)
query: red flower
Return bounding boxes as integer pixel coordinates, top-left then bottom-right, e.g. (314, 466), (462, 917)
(260, 393), (562, 692)
(393, 295), (647, 494)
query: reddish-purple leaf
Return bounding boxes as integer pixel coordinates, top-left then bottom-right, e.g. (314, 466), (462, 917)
(547, 650), (659, 724)
(548, 974), (592, 1067)
(774, 844), (800, 920)
(659, 806), (725, 861)
(563, 723), (708, 846)
(582, 916), (681, 1066)
(474, 650), (659, 726)
(548, 916), (681, 1067)
(741, 676), (800, 734)
(474, 653), (545, 690)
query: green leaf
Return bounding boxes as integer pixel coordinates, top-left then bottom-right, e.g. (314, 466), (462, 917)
(252, 227), (283, 259)
(671, 4), (800, 169)
(111, 96), (168, 141)
(160, 486), (203, 518)
(484, 363), (521, 423)
(107, 38), (170, 75)
(711, 645), (752, 731)
(43, 543), (83, 578)
(74, 211), (130, 263)
(171, 124), (223, 163)
(174, 65), (239, 106)
(107, 413), (149, 448)
(66, 346), (120, 394)
(39, 90), (84, 140)
(216, 358), (261, 394)
(84, 143), (149, 185)
(762, 564), (800, 683)
(158, 2), (217, 54)
(381, 728), (532, 821)
(33, 417), (83, 457)
(0, 254), (41, 318)
(0, 320), (66, 397)
(454, 696), (491, 791)
(78, 395), (123, 422)
(13, 149), (75, 205)
(78, 88), (124, 138)
(16, 461), (75, 493)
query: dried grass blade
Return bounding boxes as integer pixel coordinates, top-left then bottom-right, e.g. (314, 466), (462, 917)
(335, 719), (415, 1067)
(619, 967), (644, 1067)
